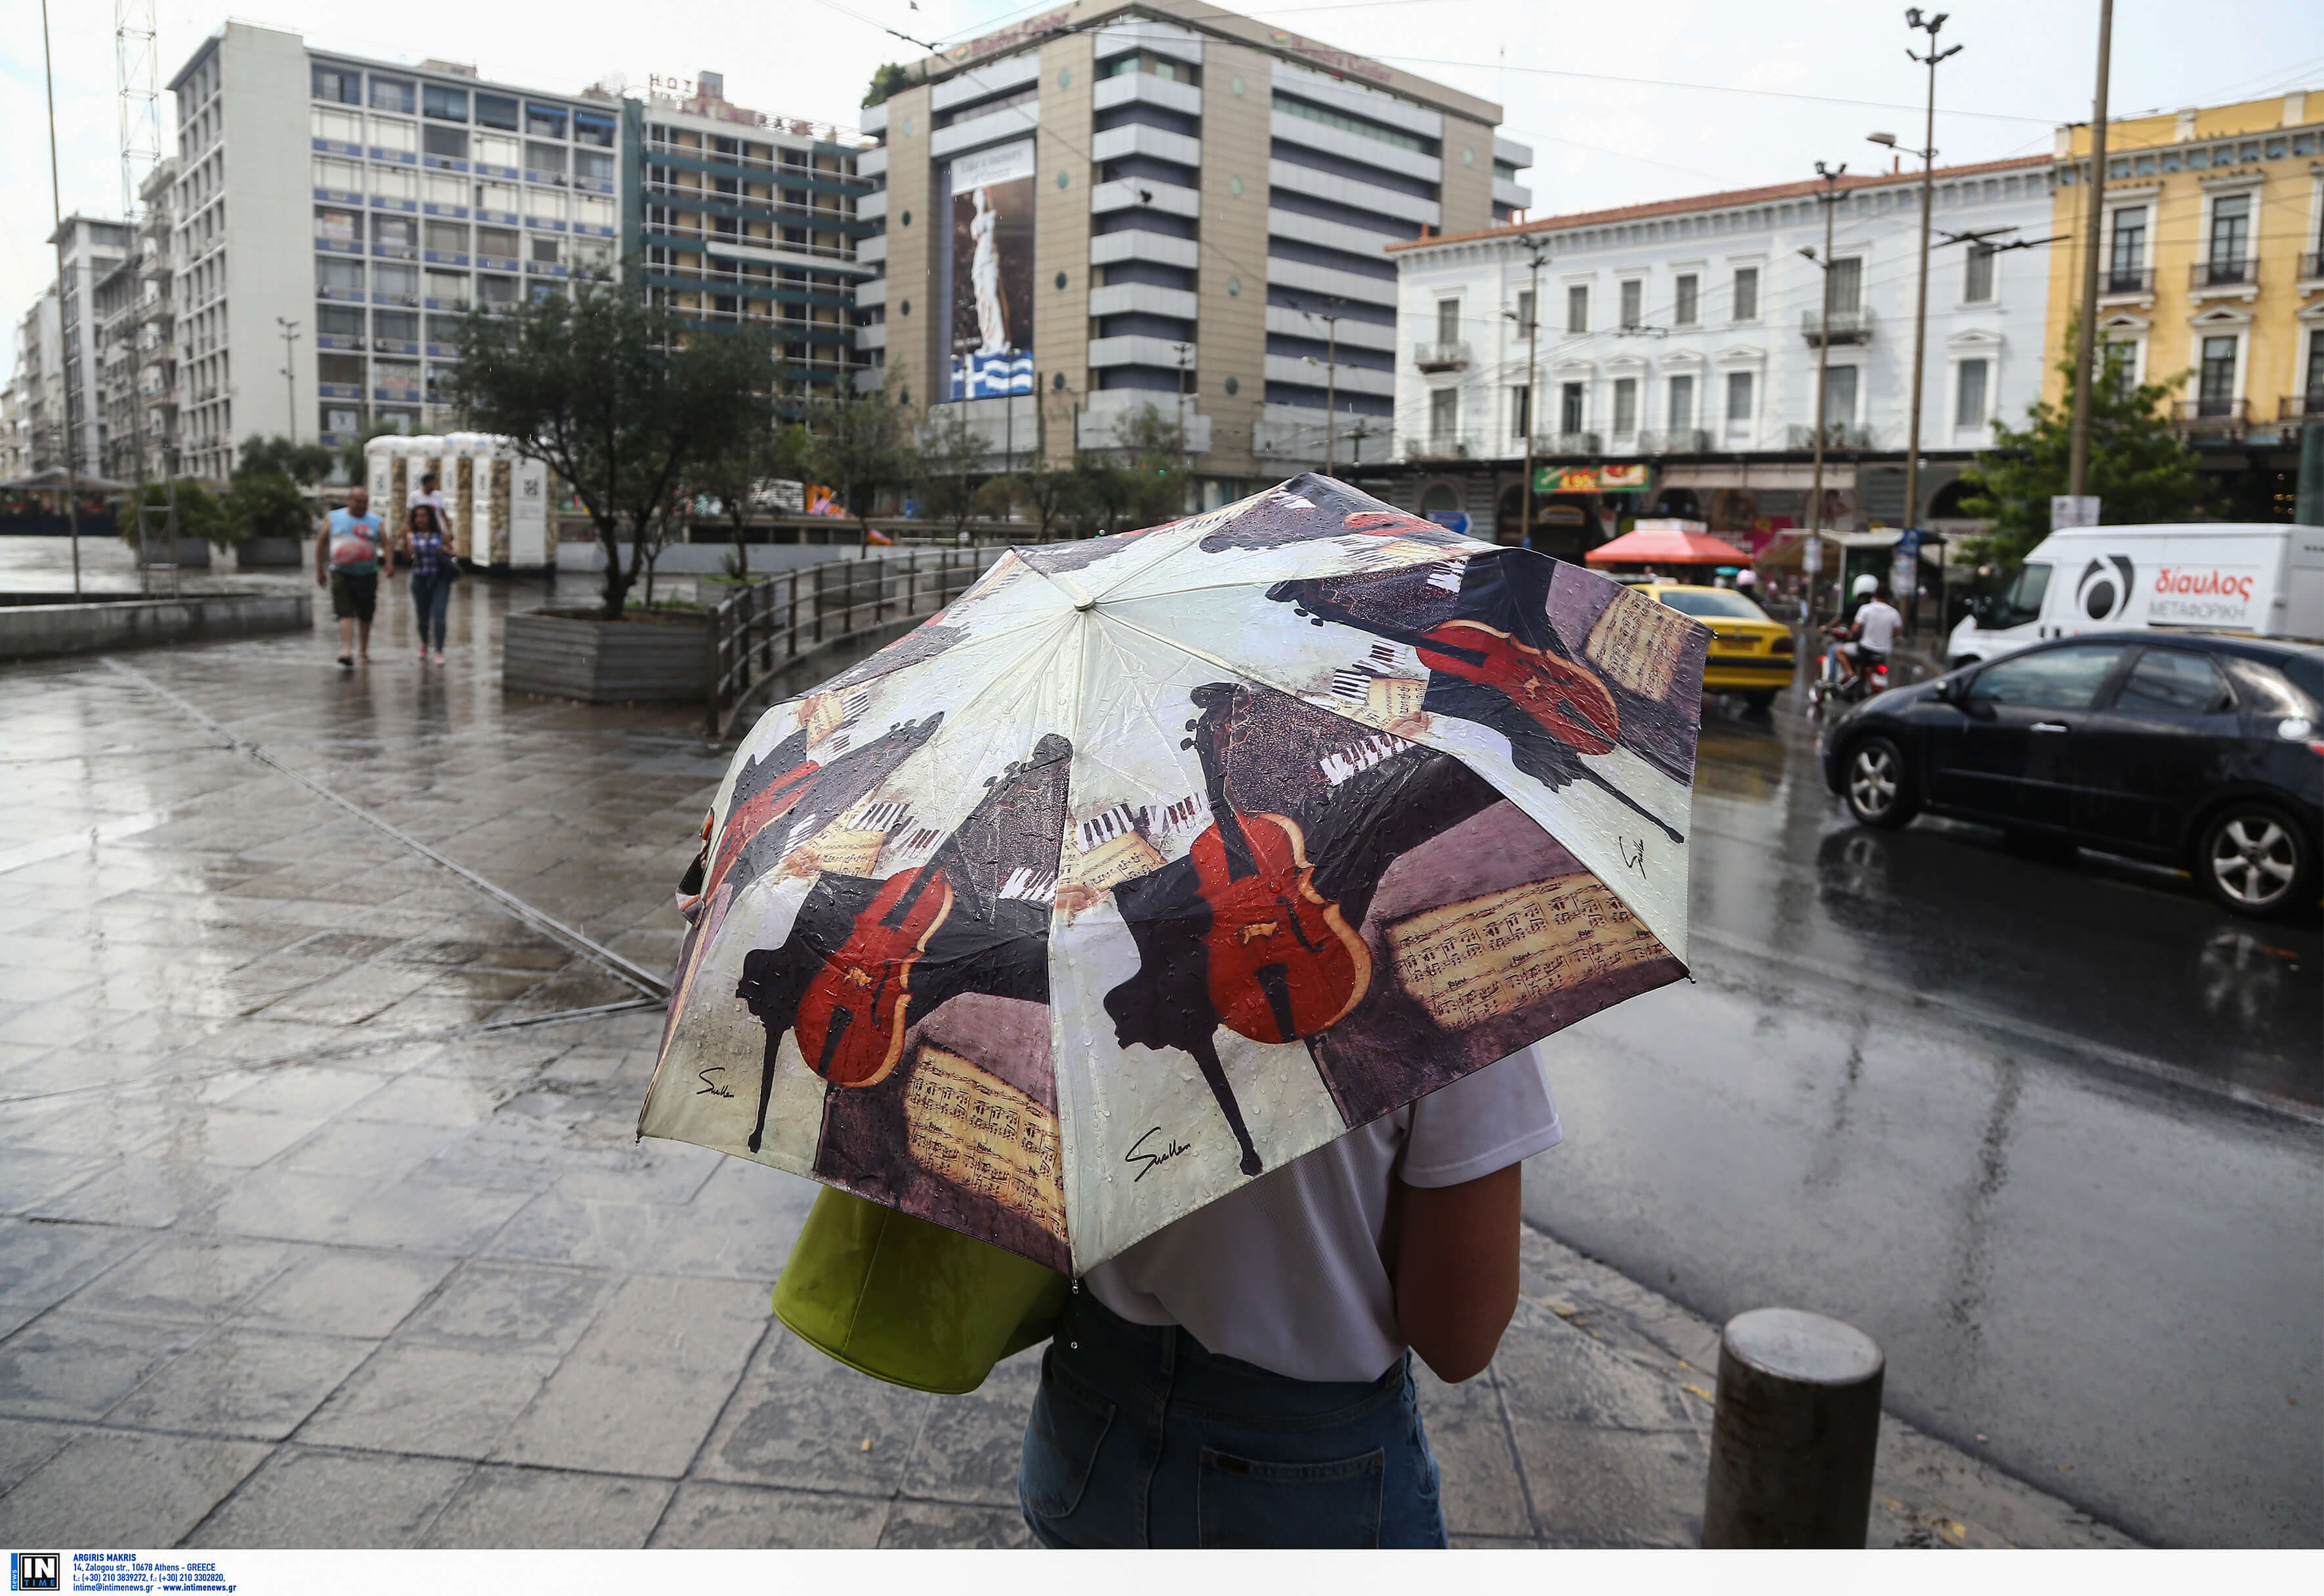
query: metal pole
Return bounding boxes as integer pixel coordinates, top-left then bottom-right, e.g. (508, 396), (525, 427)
(1808, 165), (1841, 629)
(279, 318), (302, 443)
(1323, 314), (1337, 480)
(2067, 0), (2113, 500)
(1522, 240), (1545, 548)
(41, 0), (81, 595)
(1902, 11), (1959, 557)
(1702, 1308), (1886, 1548)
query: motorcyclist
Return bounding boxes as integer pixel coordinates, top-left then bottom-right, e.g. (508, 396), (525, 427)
(1831, 574), (1902, 688)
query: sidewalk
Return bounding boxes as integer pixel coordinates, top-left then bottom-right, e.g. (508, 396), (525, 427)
(0, 570), (2129, 1549)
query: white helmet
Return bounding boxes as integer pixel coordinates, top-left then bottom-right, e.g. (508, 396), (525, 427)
(1852, 574), (1879, 596)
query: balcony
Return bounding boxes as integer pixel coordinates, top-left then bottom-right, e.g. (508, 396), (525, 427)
(2100, 267), (2154, 297)
(1785, 422), (1873, 450)
(2280, 394), (2324, 421)
(2174, 398), (2247, 438)
(2300, 253), (2324, 287)
(1801, 307), (1874, 346)
(1412, 340), (1470, 373)
(2191, 258), (2254, 291)
(1534, 431), (1600, 456)
(1637, 428), (1710, 455)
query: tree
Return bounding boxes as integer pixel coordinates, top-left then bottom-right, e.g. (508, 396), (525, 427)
(694, 407), (810, 580)
(125, 478), (229, 549)
(1070, 403), (1187, 536)
(914, 407), (993, 543)
(449, 274), (776, 618)
(1955, 325), (2207, 565)
(338, 419), (405, 486)
(802, 386), (919, 556)
(237, 434), (335, 485)
(1003, 457), (1080, 542)
(862, 64), (914, 108)
(224, 472), (314, 548)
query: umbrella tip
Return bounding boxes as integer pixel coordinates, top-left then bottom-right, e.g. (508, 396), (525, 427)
(1075, 596), (1096, 612)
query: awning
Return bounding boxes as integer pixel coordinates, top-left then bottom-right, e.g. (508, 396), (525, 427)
(1583, 527), (1755, 567)
(1656, 464), (1857, 491)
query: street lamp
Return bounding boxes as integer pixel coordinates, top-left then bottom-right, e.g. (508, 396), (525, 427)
(1797, 160), (1846, 632)
(1505, 237), (1549, 548)
(1883, 9), (1961, 593)
(1292, 297), (1346, 478)
(277, 317), (302, 445)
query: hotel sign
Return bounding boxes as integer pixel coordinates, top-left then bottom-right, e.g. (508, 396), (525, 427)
(1265, 29), (1393, 83)
(951, 8), (1074, 64)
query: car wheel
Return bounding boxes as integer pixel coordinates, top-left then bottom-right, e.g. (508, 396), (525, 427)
(1843, 735), (1919, 829)
(1743, 690), (1778, 711)
(2195, 802), (2315, 919)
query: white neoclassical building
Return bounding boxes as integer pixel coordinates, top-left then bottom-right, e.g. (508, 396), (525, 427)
(1377, 155), (2055, 550)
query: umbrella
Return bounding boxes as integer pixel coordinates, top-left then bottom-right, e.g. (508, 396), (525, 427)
(640, 474), (1711, 1275)
(1584, 525), (1754, 567)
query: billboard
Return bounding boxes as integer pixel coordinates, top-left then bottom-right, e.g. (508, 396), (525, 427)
(948, 140), (1035, 401)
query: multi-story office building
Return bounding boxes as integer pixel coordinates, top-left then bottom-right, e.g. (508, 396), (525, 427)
(1384, 157), (2052, 550)
(2049, 88), (2324, 520)
(94, 160), (179, 485)
(7, 287), (63, 476)
(631, 72), (876, 400)
(855, 0), (1527, 502)
(49, 216), (133, 481)
(165, 21), (626, 479)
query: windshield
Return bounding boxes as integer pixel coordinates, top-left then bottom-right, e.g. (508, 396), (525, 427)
(1978, 562), (2050, 628)
(1656, 588), (1772, 621)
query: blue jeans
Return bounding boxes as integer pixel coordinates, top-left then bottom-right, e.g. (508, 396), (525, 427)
(410, 572), (450, 650)
(1019, 1288), (1447, 1549)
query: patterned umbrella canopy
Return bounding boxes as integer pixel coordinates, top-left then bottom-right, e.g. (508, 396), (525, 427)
(638, 475), (1711, 1275)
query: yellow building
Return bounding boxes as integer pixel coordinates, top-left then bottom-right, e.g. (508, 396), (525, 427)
(2045, 89), (2323, 518)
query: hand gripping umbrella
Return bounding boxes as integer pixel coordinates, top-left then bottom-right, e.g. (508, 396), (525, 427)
(639, 474), (1709, 1277)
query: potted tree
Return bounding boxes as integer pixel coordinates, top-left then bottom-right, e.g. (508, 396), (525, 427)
(449, 274), (773, 703)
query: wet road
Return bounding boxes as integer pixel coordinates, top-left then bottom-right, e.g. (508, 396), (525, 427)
(1527, 690), (2323, 1547)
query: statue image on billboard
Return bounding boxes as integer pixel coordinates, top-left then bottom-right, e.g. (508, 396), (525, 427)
(948, 140), (1035, 401)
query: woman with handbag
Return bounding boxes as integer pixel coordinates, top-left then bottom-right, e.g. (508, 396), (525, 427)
(403, 501), (458, 666)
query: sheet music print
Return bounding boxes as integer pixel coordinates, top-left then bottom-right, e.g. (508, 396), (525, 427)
(1384, 872), (1666, 1031)
(1584, 582), (1692, 702)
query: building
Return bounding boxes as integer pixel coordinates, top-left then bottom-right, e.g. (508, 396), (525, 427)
(855, 0), (1529, 502)
(165, 22), (627, 479)
(6, 287), (62, 476)
(629, 71), (876, 401)
(1383, 157), (2054, 552)
(93, 159), (179, 485)
(49, 216), (133, 481)
(2049, 88), (2324, 520)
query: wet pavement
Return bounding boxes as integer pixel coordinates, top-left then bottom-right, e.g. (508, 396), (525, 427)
(0, 538), (2305, 1547)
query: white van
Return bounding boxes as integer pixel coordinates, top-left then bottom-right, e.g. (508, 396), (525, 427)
(1946, 522), (2324, 667)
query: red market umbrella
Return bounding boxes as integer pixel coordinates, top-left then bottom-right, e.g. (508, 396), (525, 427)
(1585, 527), (1753, 568)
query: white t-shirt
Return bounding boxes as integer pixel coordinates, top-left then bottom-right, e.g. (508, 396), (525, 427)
(1084, 1047), (1562, 1383)
(1856, 599), (1904, 653)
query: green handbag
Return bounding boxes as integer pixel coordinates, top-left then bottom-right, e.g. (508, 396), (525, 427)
(772, 1185), (1070, 1395)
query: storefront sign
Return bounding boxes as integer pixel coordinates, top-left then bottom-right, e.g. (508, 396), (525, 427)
(1533, 464), (1652, 495)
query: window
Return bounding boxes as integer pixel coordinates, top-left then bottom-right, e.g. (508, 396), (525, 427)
(1509, 385), (1531, 438)
(373, 309), (418, 343)
(317, 352), (365, 386)
(369, 77), (414, 114)
(1515, 288), (1535, 340)
(312, 66), (360, 105)
(2117, 648), (2232, 714)
(424, 269), (470, 305)
(369, 118), (417, 154)
(424, 220), (466, 253)
(477, 226), (520, 260)
(1955, 358), (1989, 427)
(314, 157), (363, 193)
(574, 111), (617, 149)
(373, 263), (418, 300)
(575, 149), (615, 183)
(1619, 279), (1642, 329)
(476, 134), (520, 170)
(372, 215), (417, 250)
(476, 94), (520, 132)
(1963, 243), (1995, 303)
(316, 304), (365, 337)
(476, 182), (520, 215)
(1559, 382), (1584, 433)
(2199, 335), (2237, 411)
(525, 104), (567, 140)
(1435, 297), (1461, 344)
(2306, 331), (2324, 400)
(1667, 373), (1694, 429)
(423, 126), (468, 159)
(422, 173), (468, 209)
(476, 273), (519, 305)
(322, 404), (362, 436)
(1985, 562), (2050, 627)
(1965, 644), (2126, 710)
(1429, 388), (1458, 446)
(574, 194), (616, 231)
(314, 207), (361, 243)
(2108, 207), (2146, 289)
(525, 189), (567, 223)
(371, 166), (418, 201)
(1828, 256), (1862, 313)
(1612, 377), (1638, 435)
(1673, 273), (1698, 326)
(424, 84), (468, 121)
(530, 237), (560, 264)
(316, 257), (363, 292)
(1823, 365), (1857, 428)
(426, 313), (466, 343)
(1732, 266), (1759, 321)
(1566, 284), (1588, 333)
(1724, 369), (1753, 432)
(313, 108), (361, 145)
(2209, 192), (2251, 268)
(525, 142), (567, 178)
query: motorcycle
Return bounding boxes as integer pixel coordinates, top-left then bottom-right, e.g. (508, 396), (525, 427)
(1806, 639), (1887, 715)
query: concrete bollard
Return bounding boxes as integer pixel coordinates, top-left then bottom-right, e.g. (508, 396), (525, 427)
(1701, 1307), (1886, 1548)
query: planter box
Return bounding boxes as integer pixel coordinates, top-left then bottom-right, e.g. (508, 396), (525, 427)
(503, 608), (707, 703)
(0, 589), (312, 663)
(136, 538), (214, 568)
(236, 537), (304, 568)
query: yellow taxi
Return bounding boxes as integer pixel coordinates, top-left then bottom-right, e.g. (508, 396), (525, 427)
(1637, 582), (1797, 706)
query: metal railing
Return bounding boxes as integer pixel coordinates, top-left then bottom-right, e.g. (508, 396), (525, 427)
(2191, 257), (2254, 289)
(1637, 428), (1711, 455)
(2279, 394), (2324, 420)
(2300, 252), (2324, 284)
(1785, 422), (1873, 449)
(2174, 398), (2248, 431)
(1534, 430), (1601, 456)
(1410, 340), (1470, 372)
(1801, 306), (1874, 344)
(2100, 267), (2155, 296)
(704, 546), (1001, 740)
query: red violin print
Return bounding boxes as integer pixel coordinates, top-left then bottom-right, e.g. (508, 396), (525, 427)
(791, 863), (954, 1092)
(1379, 617), (1622, 756)
(1188, 808), (1370, 1048)
(704, 758), (819, 898)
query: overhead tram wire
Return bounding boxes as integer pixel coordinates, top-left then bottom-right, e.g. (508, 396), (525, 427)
(1372, 54), (2064, 125)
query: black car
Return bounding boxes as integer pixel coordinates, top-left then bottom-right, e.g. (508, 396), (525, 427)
(1819, 632), (2324, 918)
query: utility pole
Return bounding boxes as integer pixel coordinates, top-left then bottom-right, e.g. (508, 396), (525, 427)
(1297, 297), (1346, 478)
(2067, 0), (2114, 500)
(1507, 237), (1549, 548)
(1799, 163), (1845, 630)
(1901, 9), (1960, 563)
(278, 317), (302, 443)
(1172, 340), (1193, 493)
(41, 0), (81, 595)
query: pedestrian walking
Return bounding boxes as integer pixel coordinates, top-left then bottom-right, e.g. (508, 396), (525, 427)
(402, 501), (457, 666)
(408, 470), (449, 533)
(316, 486), (389, 669)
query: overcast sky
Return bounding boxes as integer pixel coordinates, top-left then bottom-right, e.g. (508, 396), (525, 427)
(6, 0), (2317, 376)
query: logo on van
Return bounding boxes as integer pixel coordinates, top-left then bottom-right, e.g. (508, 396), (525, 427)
(2077, 555), (2135, 621)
